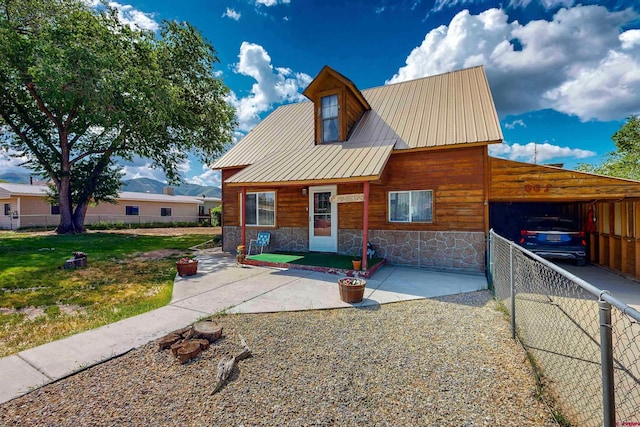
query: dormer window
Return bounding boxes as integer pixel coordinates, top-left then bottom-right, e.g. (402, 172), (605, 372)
(303, 66), (371, 145)
(322, 94), (339, 142)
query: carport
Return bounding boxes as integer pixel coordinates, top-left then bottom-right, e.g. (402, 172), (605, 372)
(488, 157), (640, 280)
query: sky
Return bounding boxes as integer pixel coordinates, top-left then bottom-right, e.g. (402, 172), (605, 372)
(2, 0), (640, 187)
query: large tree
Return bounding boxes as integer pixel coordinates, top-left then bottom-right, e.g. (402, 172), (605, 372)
(0, 0), (236, 233)
(576, 115), (640, 181)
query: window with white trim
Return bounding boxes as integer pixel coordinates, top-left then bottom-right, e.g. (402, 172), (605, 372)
(243, 191), (275, 226)
(388, 190), (433, 223)
(321, 94), (339, 143)
(161, 207), (172, 217)
(4, 203), (10, 216)
(51, 205), (60, 215)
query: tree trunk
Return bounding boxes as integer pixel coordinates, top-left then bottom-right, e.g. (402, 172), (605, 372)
(56, 176), (77, 234)
(72, 201), (89, 233)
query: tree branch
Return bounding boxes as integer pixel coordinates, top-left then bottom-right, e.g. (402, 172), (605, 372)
(24, 81), (62, 130)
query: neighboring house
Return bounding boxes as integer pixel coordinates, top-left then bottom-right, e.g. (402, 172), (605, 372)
(213, 65), (640, 279)
(0, 183), (203, 230)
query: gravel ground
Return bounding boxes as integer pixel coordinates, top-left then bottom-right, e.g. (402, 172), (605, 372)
(1, 291), (555, 426)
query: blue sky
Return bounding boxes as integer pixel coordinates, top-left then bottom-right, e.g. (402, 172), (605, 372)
(3, 0), (640, 187)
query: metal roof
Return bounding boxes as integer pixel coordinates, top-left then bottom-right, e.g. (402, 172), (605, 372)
(0, 183), (201, 204)
(226, 139), (395, 186)
(212, 66), (503, 183)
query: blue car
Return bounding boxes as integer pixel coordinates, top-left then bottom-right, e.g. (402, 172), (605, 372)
(518, 217), (588, 266)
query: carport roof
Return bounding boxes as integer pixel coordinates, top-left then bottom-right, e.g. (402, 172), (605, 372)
(489, 157), (640, 202)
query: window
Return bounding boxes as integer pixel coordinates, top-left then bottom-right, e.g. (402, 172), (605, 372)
(161, 207), (172, 217)
(125, 205), (139, 216)
(388, 190), (433, 223)
(4, 203), (10, 216)
(321, 94), (339, 142)
(51, 205), (60, 215)
(243, 191), (275, 226)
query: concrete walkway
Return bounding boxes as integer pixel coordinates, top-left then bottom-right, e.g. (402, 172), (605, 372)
(0, 252), (487, 404)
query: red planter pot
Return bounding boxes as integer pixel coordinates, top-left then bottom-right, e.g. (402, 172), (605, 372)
(176, 261), (198, 277)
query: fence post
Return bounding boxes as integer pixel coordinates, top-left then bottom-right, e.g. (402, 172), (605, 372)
(599, 297), (615, 427)
(510, 243), (516, 340)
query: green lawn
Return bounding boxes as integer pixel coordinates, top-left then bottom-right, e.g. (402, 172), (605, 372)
(0, 232), (214, 357)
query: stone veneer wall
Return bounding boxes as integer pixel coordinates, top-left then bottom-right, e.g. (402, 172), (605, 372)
(224, 226), (485, 273)
(223, 226), (308, 253)
(340, 229), (485, 273)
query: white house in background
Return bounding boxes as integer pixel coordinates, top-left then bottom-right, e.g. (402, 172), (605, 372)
(0, 183), (209, 230)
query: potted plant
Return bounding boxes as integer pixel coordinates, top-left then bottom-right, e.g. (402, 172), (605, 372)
(236, 245), (246, 264)
(352, 255), (362, 271)
(176, 256), (198, 277)
(338, 277), (366, 303)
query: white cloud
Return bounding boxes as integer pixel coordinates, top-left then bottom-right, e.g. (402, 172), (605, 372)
(223, 8), (241, 20)
(388, 5), (640, 122)
(107, 2), (159, 31)
(121, 157), (167, 182)
(507, 0), (574, 9)
(489, 141), (596, 163)
(227, 42), (312, 132)
(188, 166), (222, 187)
(0, 148), (31, 175)
(256, 0), (291, 6)
(504, 119), (526, 129)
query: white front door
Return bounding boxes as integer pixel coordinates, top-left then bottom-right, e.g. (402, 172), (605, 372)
(309, 185), (337, 252)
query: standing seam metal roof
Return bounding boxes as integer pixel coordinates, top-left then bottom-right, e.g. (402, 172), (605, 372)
(212, 66), (502, 184)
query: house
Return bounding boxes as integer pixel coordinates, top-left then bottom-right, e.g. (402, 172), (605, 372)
(0, 183), (204, 230)
(213, 65), (502, 273)
(213, 65), (640, 280)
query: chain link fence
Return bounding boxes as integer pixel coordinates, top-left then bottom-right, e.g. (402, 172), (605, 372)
(488, 230), (640, 427)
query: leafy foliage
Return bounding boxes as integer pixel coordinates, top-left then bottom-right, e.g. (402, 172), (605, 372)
(0, 0), (236, 233)
(576, 115), (640, 180)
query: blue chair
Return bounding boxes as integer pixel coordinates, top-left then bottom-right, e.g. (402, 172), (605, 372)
(248, 231), (271, 255)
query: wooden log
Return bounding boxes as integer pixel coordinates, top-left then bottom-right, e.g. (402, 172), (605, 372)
(176, 341), (202, 364)
(192, 321), (223, 343)
(211, 335), (252, 395)
(157, 333), (181, 350)
(170, 341), (184, 357)
(192, 338), (210, 350)
(172, 326), (192, 338)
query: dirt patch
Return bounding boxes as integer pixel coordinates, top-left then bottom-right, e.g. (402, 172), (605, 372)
(135, 249), (184, 260)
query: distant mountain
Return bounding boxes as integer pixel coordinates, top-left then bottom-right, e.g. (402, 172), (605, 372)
(0, 173), (221, 198)
(122, 178), (221, 198)
(0, 172), (32, 184)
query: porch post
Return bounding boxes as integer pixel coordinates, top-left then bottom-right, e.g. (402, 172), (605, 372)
(362, 181), (370, 270)
(241, 186), (246, 248)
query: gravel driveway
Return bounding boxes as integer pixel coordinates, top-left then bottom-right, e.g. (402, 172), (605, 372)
(0, 291), (554, 426)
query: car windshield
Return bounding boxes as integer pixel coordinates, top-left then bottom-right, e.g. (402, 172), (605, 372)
(525, 218), (579, 232)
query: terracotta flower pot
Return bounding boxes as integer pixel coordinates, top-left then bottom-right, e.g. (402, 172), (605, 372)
(338, 277), (366, 303)
(352, 260), (362, 270)
(176, 260), (198, 277)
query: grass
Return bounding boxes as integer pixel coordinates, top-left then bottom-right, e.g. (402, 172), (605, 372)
(0, 232), (215, 357)
(248, 251), (384, 270)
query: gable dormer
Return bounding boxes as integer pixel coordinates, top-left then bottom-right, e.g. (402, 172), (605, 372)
(303, 66), (371, 145)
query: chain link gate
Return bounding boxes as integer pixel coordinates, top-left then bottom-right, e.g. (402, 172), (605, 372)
(488, 230), (640, 427)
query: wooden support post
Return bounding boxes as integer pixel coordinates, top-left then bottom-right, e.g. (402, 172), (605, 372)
(362, 181), (369, 271)
(600, 203), (606, 265)
(621, 202), (628, 274)
(635, 201), (640, 279)
(241, 187), (247, 248)
(609, 203), (615, 270)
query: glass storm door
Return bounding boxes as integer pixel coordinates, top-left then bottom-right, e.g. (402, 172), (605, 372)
(309, 185), (337, 252)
